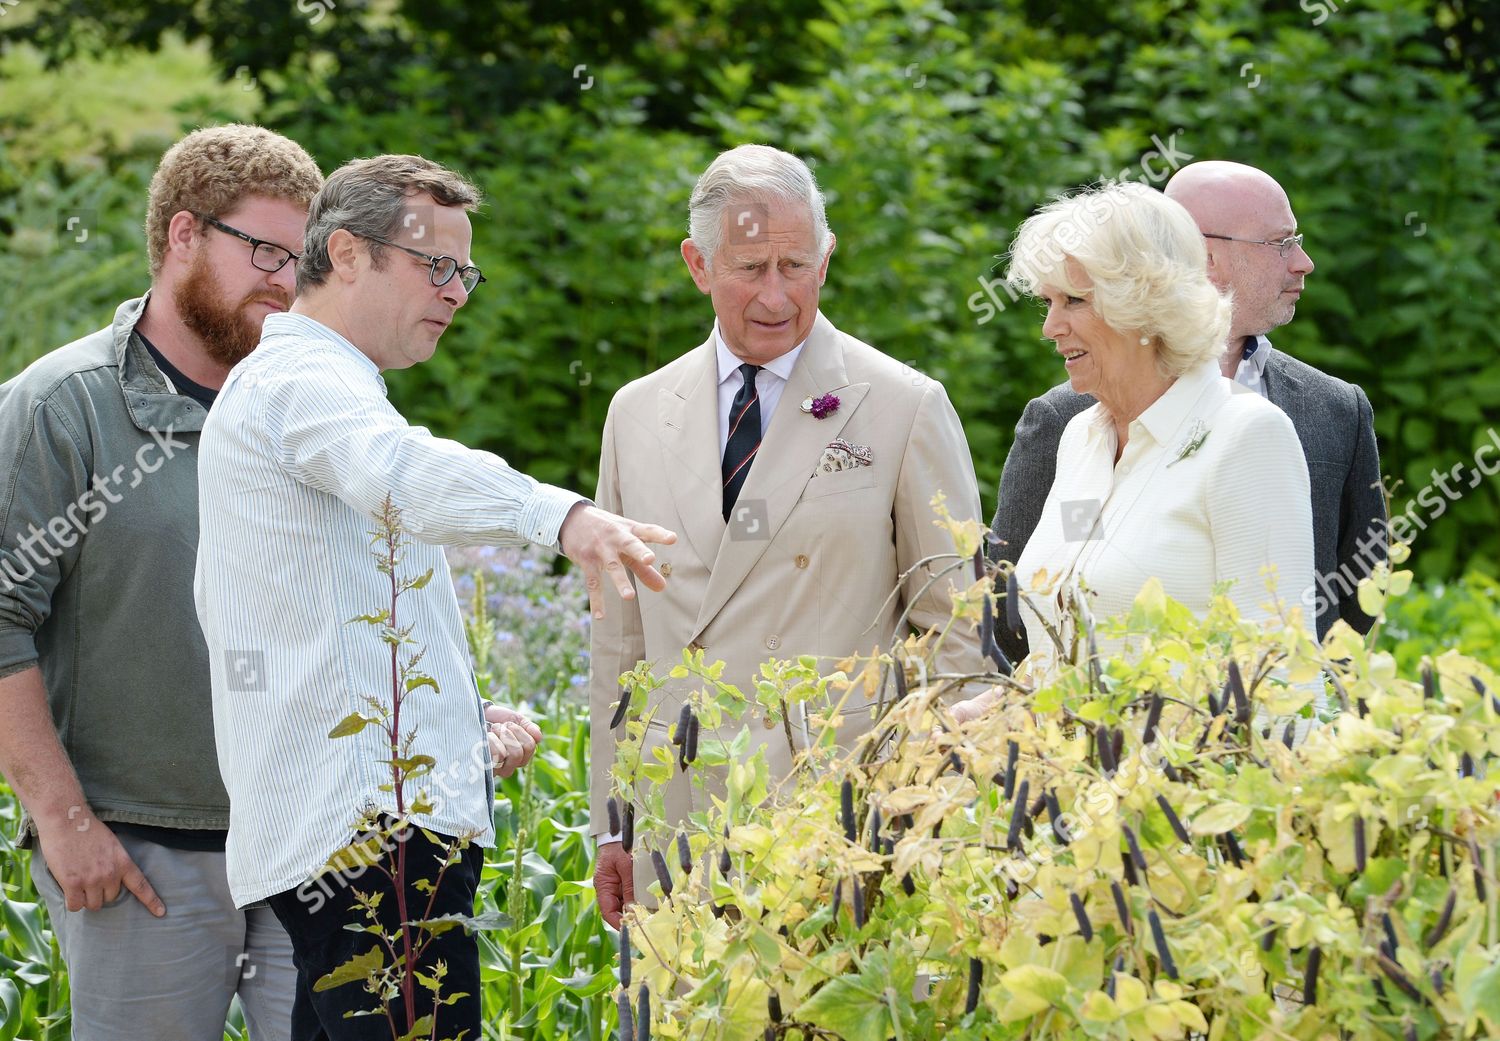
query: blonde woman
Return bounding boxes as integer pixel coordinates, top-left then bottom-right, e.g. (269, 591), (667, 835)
(956, 183), (1316, 715)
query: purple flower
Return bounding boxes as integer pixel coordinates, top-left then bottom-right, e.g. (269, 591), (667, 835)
(810, 393), (840, 419)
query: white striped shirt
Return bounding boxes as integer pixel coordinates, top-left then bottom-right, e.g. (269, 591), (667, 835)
(194, 313), (583, 907)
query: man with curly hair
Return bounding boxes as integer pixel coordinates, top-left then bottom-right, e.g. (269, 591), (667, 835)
(0, 123), (321, 1040)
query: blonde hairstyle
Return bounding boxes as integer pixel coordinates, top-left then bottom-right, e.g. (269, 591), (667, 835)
(145, 124), (323, 278)
(1006, 182), (1231, 378)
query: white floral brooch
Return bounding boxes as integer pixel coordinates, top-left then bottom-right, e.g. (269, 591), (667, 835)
(1166, 419), (1210, 468)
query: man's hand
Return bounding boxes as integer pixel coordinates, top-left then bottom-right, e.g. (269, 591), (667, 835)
(484, 704), (543, 779)
(35, 809), (165, 917)
(559, 503), (677, 619)
(948, 686), (1003, 725)
(594, 840), (635, 929)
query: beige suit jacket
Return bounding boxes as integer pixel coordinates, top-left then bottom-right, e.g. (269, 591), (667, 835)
(588, 313), (984, 874)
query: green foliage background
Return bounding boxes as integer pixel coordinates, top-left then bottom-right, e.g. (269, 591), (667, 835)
(2, 3), (1498, 1036)
(3, 0), (1498, 576)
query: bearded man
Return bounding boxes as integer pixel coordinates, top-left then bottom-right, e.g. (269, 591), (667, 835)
(0, 123), (322, 1041)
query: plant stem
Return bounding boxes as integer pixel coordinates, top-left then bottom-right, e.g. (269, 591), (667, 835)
(382, 507), (417, 1026)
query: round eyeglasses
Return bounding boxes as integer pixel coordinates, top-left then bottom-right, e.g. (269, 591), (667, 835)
(193, 212), (301, 273)
(356, 233), (486, 293)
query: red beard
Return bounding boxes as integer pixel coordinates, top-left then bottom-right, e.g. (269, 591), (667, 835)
(177, 251), (289, 367)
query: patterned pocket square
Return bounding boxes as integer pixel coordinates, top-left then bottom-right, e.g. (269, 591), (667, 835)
(812, 438), (874, 476)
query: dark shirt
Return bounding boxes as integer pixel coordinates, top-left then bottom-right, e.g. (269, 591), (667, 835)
(138, 332), (219, 410)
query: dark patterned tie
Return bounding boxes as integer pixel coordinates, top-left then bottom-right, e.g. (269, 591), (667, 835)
(722, 363), (762, 520)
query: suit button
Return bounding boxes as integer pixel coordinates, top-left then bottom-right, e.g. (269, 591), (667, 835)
(794, 554), (809, 569)
(659, 562), (673, 576)
(766, 635), (780, 650)
(688, 640), (705, 652)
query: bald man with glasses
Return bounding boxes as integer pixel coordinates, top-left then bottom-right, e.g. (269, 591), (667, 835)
(990, 161), (1385, 657)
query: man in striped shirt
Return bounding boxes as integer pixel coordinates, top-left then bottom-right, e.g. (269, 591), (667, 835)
(195, 154), (674, 1040)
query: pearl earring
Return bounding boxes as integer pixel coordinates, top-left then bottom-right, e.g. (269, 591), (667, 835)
(1139, 335), (1151, 346)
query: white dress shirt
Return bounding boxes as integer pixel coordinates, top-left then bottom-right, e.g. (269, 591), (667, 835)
(714, 325), (805, 460)
(1015, 360), (1315, 680)
(195, 313), (583, 907)
(1230, 334), (1273, 398)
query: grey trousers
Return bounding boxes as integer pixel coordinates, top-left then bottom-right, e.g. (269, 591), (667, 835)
(31, 829), (296, 1041)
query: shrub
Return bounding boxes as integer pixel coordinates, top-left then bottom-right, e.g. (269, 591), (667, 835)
(611, 525), (1500, 1040)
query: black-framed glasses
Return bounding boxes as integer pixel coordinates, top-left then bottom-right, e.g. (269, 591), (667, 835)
(193, 212), (300, 273)
(356, 233), (486, 293)
(1202, 232), (1306, 259)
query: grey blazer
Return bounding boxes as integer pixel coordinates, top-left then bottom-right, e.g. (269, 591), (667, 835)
(989, 348), (1385, 660)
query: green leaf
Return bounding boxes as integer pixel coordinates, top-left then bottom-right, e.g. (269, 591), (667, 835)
(395, 1015), (434, 1041)
(0, 976), (21, 1038)
(797, 948), (916, 1041)
(1460, 949), (1500, 1029)
(410, 913), (469, 937)
(323, 836), (389, 873)
(328, 712), (376, 738)
(389, 754), (437, 777)
(313, 946), (384, 992)
(464, 910), (515, 932)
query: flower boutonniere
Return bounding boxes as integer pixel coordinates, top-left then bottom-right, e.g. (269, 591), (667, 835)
(800, 393), (840, 420)
(1166, 419), (1210, 467)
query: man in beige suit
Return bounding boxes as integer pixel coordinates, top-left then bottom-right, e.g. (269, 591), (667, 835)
(589, 145), (984, 926)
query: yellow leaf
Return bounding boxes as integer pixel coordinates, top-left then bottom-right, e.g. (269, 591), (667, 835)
(1153, 980), (1184, 1001)
(1190, 801), (1251, 836)
(328, 712), (375, 739)
(997, 965), (1068, 1021)
(1114, 973), (1148, 1012)
(1143, 1003), (1177, 1037)
(1170, 1000), (1209, 1033)
(1129, 577), (1168, 628)
(1078, 990), (1119, 1022)
(1356, 575), (1387, 618)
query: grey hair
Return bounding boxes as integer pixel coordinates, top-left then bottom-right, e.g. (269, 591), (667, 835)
(297, 154), (480, 294)
(688, 144), (832, 269)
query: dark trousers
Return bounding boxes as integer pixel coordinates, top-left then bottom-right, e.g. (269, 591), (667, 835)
(266, 826), (484, 1041)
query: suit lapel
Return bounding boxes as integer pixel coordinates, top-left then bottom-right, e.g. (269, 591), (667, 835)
(692, 314), (869, 638)
(1262, 350), (1309, 441)
(657, 338), (726, 567)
